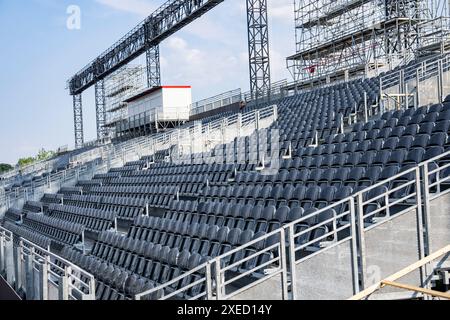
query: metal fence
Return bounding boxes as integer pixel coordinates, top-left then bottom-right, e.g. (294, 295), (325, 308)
(0, 162), (103, 215)
(380, 52), (450, 110)
(1, 104), (277, 217)
(190, 89), (242, 117)
(0, 226), (95, 300)
(135, 150), (450, 300)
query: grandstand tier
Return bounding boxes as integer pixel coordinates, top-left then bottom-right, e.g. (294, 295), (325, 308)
(2, 47), (450, 302)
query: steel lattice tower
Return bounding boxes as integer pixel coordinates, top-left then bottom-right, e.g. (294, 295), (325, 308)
(146, 45), (161, 88)
(246, 0), (271, 101)
(73, 94), (84, 149)
(95, 79), (107, 139)
(68, 0), (224, 146)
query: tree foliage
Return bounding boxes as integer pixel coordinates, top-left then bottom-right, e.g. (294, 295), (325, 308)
(17, 157), (35, 168)
(0, 163), (13, 174)
(16, 149), (55, 168)
(36, 149), (55, 161)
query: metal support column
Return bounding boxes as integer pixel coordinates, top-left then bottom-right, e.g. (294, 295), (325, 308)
(73, 94), (84, 149)
(246, 0), (271, 102)
(95, 79), (107, 140)
(146, 45), (161, 88)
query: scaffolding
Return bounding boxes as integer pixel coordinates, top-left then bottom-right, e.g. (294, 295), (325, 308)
(287, 0), (450, 88)
(104, 65), (146, 137)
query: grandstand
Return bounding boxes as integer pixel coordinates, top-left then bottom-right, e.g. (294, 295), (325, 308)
(1, 0), (450, 301)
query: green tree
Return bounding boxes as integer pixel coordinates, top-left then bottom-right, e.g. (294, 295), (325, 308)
(0, 163), (13, 174)
(17, 157), (35, 168)
(36, 148), (55, 161)
(15, 149), (55, 168)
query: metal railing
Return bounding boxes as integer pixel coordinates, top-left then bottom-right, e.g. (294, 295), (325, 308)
(242, 80), (288, 104)
(0, 226), (95, 300)
(0, 161), (102, 214)
(417, 17), (450, 51)
(104, 104), (277, 167)
(135, 150), (450, 300)
(0, 158), (58, 182)
(190, 89), (242, 116)
(380, 52), (450, 110)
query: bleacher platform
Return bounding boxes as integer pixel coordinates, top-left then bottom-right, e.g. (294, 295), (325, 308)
(2, 55), (450, 301)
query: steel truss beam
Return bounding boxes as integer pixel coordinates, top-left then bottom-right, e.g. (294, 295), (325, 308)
(68, 0), (224, 95)
(146, 45), (161, 88)
(246, 0), (271, 101)
(95, 80), (107, 139)
(73, 94), (84, 149)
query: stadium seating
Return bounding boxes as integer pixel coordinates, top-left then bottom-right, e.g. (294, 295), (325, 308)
(3, 67), (450, 300)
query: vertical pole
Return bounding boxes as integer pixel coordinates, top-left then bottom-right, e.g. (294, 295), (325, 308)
(14, 242), (23, 292)
(349, 197), (360, 294)
(416, 69), (421, 108)
(73, 94), (84, 149)
(288, 224), (297, 300)
(356, 192), (367, 289)
(206, 263), (213, 300)
(59, 266), (70, 300)
(146, 45), (161, 88)
(421, 164), (432, 255)
(95, 79), (107, 140)
(246, 0), (271, 103)
(39, 256), (49, 300)
(415, 167), (428, 293)
(364, 91), (368, 123)
(438, 60), (444, 102)
(279, 229), (289, 300)
(0, 233), (4, 274)
(25, 248), (35, 299)
(215, 258), (222, 300)
(4, 233), (14, 286)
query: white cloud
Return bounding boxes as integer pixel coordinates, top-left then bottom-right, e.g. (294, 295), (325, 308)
(236, 0), (294, 24)
(269, 3), (294, 23)
(95, 0), (295, 99)
(162, 36), (247, 98)
(95, 0), (156, 17)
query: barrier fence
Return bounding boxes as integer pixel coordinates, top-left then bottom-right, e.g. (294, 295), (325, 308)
(380, 53), (450, 110)
(135, 150), (450, 300)
(0, 228), (95, 300)
(1, 105), (277, 219)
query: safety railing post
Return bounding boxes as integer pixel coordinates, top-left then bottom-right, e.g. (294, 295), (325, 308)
(215, 258), (222, 300)
(287, 224), (297, 300)
(255, 110), (260, 131)
(356, 192), (367, 289)
(0, 234), (4, 274)
(205, 263), (214, 300)
(364, 91), (368, 123)
(349, 197), (361, 294)
(438, 60), (444, 102)
(414, 167), (428, 293)
(279, 229), (289, 300)
(14, 241), (23, 292)
(25, 247), (35, 300)
(420, 164), (432, 257)
(1, 233), (14, 286)
(58, 266), (70, 300)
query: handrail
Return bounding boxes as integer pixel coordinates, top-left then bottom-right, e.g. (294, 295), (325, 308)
(135, 148), (450, 300)
(2, 104), (278, 212)
(0, 226), (96, 300)
(190, 88), (242, 116)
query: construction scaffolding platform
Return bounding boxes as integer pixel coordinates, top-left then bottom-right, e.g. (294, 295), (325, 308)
(287, 0), (450, 89)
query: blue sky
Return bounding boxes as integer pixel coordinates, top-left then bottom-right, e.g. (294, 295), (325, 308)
(0, 0), (295, 165)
